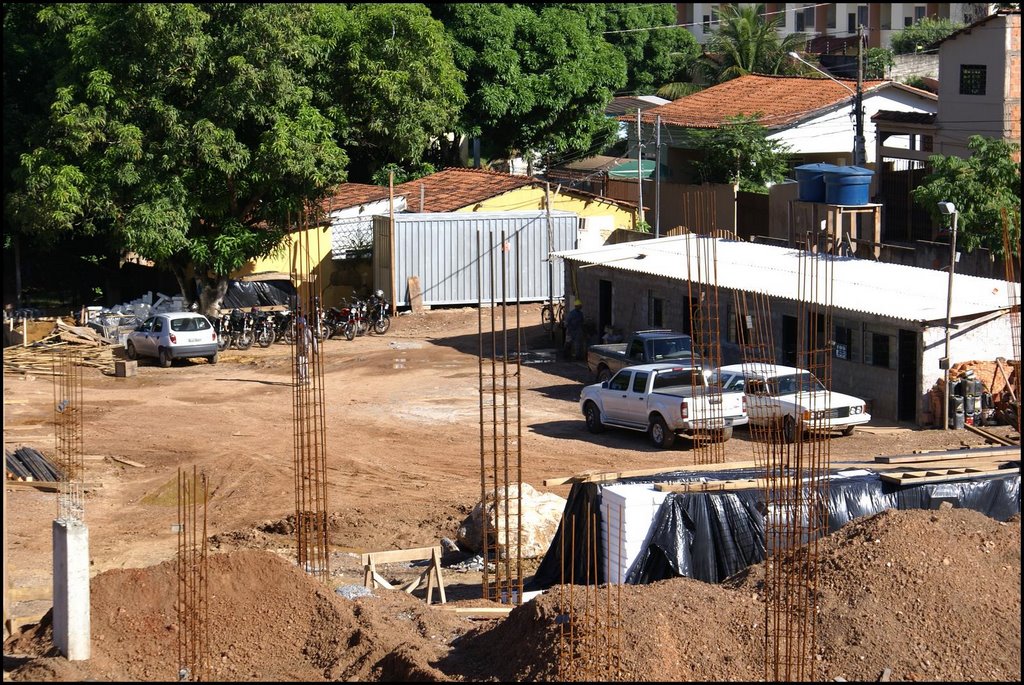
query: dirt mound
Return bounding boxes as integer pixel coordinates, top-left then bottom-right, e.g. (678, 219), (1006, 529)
(5, 509), (1020, 682)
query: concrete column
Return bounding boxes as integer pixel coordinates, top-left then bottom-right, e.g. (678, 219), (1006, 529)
(52, 519), (90, 660)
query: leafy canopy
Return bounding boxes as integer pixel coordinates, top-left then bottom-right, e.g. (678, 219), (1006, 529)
(431, 3), (626, 163)
(912, 136), (1021, 256)
(890, 17), (964, 54)
(6, 3), (349, 291)
(689, 115), (791, 193)
(692, 3), (806, 84)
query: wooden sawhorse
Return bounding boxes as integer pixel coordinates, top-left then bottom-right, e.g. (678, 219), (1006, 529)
(361, 545), (447, 605)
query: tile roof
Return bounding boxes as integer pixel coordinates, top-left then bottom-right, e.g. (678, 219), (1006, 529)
(392, 168), (536, 212)
(552, 235), (1018, 323)
(633, 74), (888, 130)
(316, 183), (392, 214)
(606, 95), (671, 116)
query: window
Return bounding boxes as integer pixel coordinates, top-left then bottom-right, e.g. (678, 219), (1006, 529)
(647, 290), (663, 328)
(795, 5), (814, 31)
(826, 4), (836, 29)
(153, 318), (164, 333)
(904, 16), (914, 27)
(959, 65), (987, 96)
(834, 323), (854, 360)
(632, 372), (649, 393)
(627, 338), (645, 361)
(703, 14), (711, 30)
(914, 6), (926, 21)
(848, 13), (856, 34)
(864, 330), (893, 368)
(726, 305), (751, 345)
(609, 371), (630, 391)
(858, 5), (869, 27)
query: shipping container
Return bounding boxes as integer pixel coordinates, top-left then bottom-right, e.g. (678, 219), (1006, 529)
(372, 211), (580, 308)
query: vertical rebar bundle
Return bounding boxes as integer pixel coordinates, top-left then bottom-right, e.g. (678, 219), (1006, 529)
(555, 512), (623, 682)
(177, 466), (209, 682)
(683, 231), (728, 464)
(476, 227), (523, 605)
(52, 350), (84, 523)
(735, 232), (836, 681)
(1001, 208), (1021, 435)
(290, 207), (330, 582)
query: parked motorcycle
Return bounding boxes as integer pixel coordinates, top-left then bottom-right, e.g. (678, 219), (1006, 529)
(366, 290), (391, 335)
(228, 308), (254, 350)
(215, 312), (232, 352)
(340, 298), (368, 341)
(324, 305), (347, 339)
(252, 308), (276, 348)
(275, 309), (295, 345)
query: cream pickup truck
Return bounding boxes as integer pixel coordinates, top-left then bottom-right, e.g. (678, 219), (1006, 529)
(586, 330), (698, 382)
(579, 362), (748, 449)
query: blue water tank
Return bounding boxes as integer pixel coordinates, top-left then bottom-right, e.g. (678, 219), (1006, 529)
(823, 165), (874, 205)
(794, 163), (838, 203)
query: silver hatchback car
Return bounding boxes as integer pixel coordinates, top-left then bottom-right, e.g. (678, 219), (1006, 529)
(125, 312), (219, 367)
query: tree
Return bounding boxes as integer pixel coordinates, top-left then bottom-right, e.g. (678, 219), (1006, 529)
(889, 17), (964, 54)
(865, 47), (895, 79)
(692, 3), (806, 84)
(689, 115), (791, 192)
(5, 4), (349, 316)
(431, 4), (626, 165)
(309, 4), (466, 183)
(912, 136), (1021, 256)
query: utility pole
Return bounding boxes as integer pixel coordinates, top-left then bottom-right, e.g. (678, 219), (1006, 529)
(942, 208), (959, 431)
(654, 115), (661, 238)
(854, 24), (866, 166)
(636, 108), (644, 226)
(544, 182), (555, 323)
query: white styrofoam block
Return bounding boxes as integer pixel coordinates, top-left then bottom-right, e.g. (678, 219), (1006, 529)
(599, 484), (670, 584)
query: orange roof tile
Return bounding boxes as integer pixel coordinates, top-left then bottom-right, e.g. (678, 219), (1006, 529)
(317, 183), (392, 214)
(392, 167), (536, 212)
(636, 74), (888, 129)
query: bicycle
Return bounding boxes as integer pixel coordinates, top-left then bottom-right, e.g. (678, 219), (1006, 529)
(540, 300), (564, 333)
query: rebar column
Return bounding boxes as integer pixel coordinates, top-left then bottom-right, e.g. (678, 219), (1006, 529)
(177, 466), (209, 682)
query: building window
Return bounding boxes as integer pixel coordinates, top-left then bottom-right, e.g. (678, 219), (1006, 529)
(834, 322), (855, 361)
(914, 6), (926, 21)
(848, 12), (856, 34)
(703, 14), (711, 31)
(858, 5), (868, 27)
(864, 330), (893, 368)
(826, 4), (836, 29)
(726, 305), (750, 345)
(904, 16), (914, 27)
(647, 290), (663, 328)
(922, 135), (934, 152)
(795, 5), (815, 32)
(959, 65), (987, 96)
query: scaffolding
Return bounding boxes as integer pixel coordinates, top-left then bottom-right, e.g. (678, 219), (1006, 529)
(477, 227), (524, 605)
(290, 206), (330, 583)
(176, 465), (209, 682)
(52, 350), (85, 523)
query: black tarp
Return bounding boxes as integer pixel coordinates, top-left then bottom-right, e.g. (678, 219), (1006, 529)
(217, 279), (295, 309)
(531, 465), (1021, 589)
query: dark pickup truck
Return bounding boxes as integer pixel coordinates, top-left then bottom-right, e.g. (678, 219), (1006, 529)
(586, 330), (699, 382)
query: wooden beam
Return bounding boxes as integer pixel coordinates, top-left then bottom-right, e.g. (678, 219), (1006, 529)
(656, 477), (802, 494)
(879, 468), (1011, 485)
(543, 459), (760, 486)
(963, 423), (1017, 447)
(109, 455), (145, 468)
(360, 545), (440, 565)
(874, 446), (1020, 463)
(996, 357), (1017, 402)
(431, 606), (513, 618)
(4, 481), (102, 492)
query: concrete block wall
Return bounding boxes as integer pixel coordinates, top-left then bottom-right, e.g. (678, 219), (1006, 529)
(889, 53), (940, 81)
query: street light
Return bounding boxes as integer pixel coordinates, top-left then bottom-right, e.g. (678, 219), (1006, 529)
(938, 201), (959, 431)
(788, 51), (866, 166)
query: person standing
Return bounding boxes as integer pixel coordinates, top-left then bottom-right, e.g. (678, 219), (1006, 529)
(295, 315), (315, 385)
(564, 298), (585, 361)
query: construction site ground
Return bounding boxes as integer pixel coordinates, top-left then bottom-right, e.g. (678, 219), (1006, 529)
(3, 303), (1021, 681)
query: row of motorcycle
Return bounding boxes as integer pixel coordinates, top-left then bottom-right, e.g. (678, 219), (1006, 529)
(214, 291), (391, 351)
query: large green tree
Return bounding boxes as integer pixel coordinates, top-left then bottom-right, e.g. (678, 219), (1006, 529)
(912, 135), (1021, 256)
(431, 3), (626, 166)
(310, 3), (465, 182)
(692, 3), (806, 84)
(5, 4), (349, 315)
(689, 114), (791, 192)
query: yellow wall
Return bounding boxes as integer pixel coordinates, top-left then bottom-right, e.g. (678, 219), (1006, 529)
(232, 224), (351, 305)
(458, 186), (637, 230)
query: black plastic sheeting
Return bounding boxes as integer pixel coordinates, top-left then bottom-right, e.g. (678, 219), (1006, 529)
(530, 466), (1020, 589)
(217, 280), (296, 309)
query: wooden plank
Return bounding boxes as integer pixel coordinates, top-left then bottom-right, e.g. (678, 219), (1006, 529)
(2, 399), (29, 405)
(995, 357), (1017, 402)
(407, 276), (424, 314)
(544, 459), (760, 486)
(874, 446), (1020, 464)
(109, 455), (145, 468)
(8, 586), (52, 601)
(964, 423), (1017, 447)
(360, 545), (440, 565)
(879, 468), (1011, 485)
(432, 606), (513, 618)
(656, 477), (803, 494)
(4, 481), (103, 492)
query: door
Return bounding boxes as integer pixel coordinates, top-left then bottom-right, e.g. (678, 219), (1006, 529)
(601, 369), (634, 422)
(897, 329), (918, 422)
(598, 280), (612, 338)
(782, 315), (798, 366)
(619, 370), (651, 426)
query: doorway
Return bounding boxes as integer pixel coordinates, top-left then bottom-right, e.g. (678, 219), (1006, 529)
(897, 329), (919, 422)
(598, 280), (612, 337)
(782, 315), (798, 366)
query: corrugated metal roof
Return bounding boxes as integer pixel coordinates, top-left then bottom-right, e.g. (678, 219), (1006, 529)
(552, 235), (1018, 323)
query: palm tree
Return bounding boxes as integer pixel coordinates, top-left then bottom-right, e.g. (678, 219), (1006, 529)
(692, 3), (806, 84)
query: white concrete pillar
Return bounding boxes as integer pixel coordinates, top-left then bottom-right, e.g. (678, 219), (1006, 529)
(52, 519), (90, 660)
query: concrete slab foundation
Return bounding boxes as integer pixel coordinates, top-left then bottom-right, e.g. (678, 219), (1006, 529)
(52, 518), (90, 660)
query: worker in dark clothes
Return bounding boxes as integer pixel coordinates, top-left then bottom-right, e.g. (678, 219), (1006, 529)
(564, 298), (585, 361)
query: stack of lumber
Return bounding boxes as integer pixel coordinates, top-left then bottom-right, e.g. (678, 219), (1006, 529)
(2, 318), (116, 374)
(5, 446), (64, 482)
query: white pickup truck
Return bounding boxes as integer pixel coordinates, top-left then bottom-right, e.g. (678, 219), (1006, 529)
(579, 362), (748, 449)
(713, 363), (871, 443)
